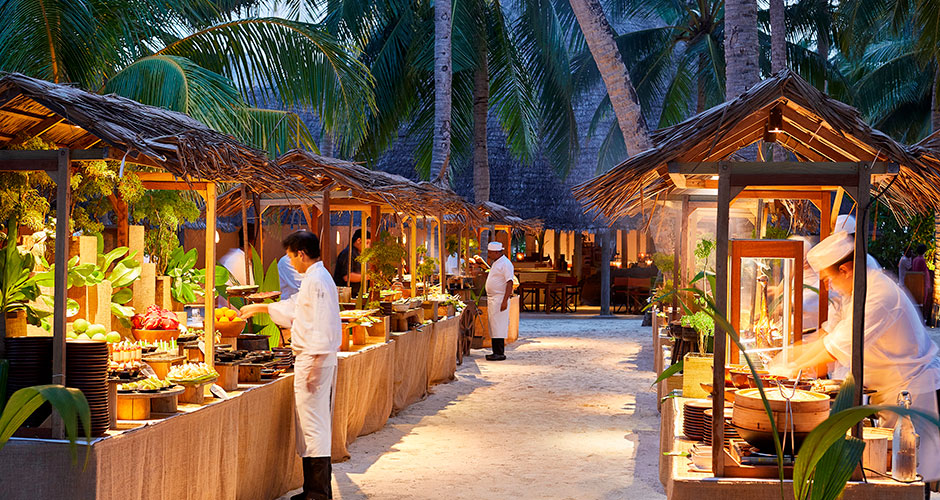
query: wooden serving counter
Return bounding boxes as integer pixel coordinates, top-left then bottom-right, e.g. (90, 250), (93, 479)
(660, 396), (925, 500)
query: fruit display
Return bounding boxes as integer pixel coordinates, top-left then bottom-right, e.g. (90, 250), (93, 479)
(118, 375), (174, 392)
(67, 319), (122, 342)
(133, 305), (180, 330)
(214, 307), (239, 324)
(167, 362), (219, 384)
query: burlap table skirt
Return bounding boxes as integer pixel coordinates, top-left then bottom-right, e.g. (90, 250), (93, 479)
(427, 316), (459, 385)
(390, 327), (431, 413)
(0, 376), (303, 500)
(331, 341), (394, 462)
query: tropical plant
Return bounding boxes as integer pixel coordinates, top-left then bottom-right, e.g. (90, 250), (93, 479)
(414, 245), (439, 300)
(164, 246), (231, 305)
(358, 230), (407, 292)
(0, 216), (42, 326)
(130, 190), (200, 275)
(243, 247), (281, 349)
(0, 0), (375, 157)
(0, 384), (91, 461)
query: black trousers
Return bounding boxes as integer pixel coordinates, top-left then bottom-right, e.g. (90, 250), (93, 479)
(492, 338), (505, 356)
(303, 456), (332, 500)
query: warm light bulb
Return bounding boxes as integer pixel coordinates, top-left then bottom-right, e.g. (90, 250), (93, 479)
(215, 231), (220, 244)
(336, 232), (340, 245)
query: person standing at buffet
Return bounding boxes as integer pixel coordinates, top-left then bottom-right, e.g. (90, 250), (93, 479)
(769, 231), (940, 483)
(334, 229), (369, 297)
(484, 241), (514, 361)
(279, 253), (304, 301)
(240, 231), (341, 500)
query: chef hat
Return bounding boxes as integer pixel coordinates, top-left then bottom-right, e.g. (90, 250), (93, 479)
(807, 231), (854, 272)
(487, 241), (504, 252)
(833, 214), (856, 234)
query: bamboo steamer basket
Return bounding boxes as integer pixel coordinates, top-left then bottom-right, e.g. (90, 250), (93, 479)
(732, 388), (830, 434)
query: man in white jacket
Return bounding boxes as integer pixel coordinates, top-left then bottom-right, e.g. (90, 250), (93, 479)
(240, 231), (341, 499)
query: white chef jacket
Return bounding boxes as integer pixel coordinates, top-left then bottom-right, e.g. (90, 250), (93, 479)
(822, 265), (940, 480)
(278, 254), (304, 301)
(219, 248), (251, 286)
(485, 255), (514, 339)
(267, 260), (342, 458)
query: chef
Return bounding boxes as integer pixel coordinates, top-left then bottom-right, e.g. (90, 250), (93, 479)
(240, 231), (341, 500)
(769, 231), (940, 483)
(484, 241), (514, 361)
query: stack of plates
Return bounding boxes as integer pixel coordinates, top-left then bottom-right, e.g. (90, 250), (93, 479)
(683, 399), (711, 441)
(65, 341), (110, 436)
(703, 408), (740, 446)
(5, 337), (53, 426)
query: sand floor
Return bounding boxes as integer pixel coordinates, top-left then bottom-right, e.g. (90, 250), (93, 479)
(278, 314), (666, 500)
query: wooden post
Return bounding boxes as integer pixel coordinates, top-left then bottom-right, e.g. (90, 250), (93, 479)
(819, 193), (831, 325)
(712, 162), (731, 476)
(553, 230), (561, 270)
(831, 187), (844, 229)
(674, 196), (690, 321)
(358, 210), (368, 308)
(320, 189), (332, 268)
(240, 185), (252, 284)
(438, 213), (446, 288)
(252, 194), (264, 265)
(52, 148), (70, 439)
(600, 228), (612, 316)
(850, 165), (870, 438)
(574, 233), (583, 280)
(204, 182), (217, 372)
(410, 216), (418, 297)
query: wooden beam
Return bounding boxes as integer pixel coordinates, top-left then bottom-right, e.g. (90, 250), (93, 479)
(668, 172), (687, 189)
(2, 115), (65, 146)
(784, 102), (879, 162)
(438, 213), (446, 289)
(712, 162), (730, 476)
(668, 161), (898, 175)
(240, 185), (252, 285)
(204, 182), (217, 373)
(51, 148), (70, 439)
(0, 149), (58, 171)
(320, 188), (332, 268)
(850, 169), (870, 439)
(141, 181), (208, 191)
(676, 109), (771, 162)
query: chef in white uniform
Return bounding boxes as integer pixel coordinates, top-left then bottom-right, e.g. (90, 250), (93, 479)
(770, 231), (940, 483)
(240, 231), (341, 500)
(484, 241), (514, 361)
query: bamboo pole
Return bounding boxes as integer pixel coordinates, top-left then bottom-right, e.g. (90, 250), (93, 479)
(240, 185), (251, 284)
(320, 189), (332, 268)
(410, 216), (418, 297)
(51, 148), (70, 439)
(204, 182), (217, 373)
(358, 210), (368, 309)
(438, 213), (446, 289)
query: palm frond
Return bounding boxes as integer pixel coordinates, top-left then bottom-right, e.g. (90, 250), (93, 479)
(156, 17), (375, 155)
(239, 107), (319, 158)
(103, 55), (250, 138)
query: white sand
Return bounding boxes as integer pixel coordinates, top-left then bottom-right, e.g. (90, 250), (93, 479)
(277, 315), (666, 500)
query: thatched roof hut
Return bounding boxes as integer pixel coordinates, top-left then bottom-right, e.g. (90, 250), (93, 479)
(574, 69), (940, 220)
(478, 201), (542, 233)
(0, 72), (298, 192)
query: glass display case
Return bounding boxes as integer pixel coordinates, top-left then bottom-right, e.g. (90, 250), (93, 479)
(729, 239), (804, 365)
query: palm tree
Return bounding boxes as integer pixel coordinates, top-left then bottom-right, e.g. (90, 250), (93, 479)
(770, 0), (786, 73)
(724, 0), (760, 100)
(432, 0), (453, 181)
(0, 0), (376, 157)
(568, 0), (652, 155)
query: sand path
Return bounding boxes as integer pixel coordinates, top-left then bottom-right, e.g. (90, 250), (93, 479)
(279, 315), (666, 500)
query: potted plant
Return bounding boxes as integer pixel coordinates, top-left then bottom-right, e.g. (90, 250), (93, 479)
(681, 238), (717, 398)
(357, 230), (406, 304)
(414, 245), (439, 302)
(0, 216), (42, 338)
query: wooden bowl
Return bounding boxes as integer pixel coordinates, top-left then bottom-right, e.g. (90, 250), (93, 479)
(132, 329), (179, 342)
(215, 319), (247, 337)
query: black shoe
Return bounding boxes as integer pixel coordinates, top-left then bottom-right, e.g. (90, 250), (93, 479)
(290, 492), (307, 500)
(485, 354), (507, 361)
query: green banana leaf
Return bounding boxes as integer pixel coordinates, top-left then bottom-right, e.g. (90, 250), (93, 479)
(0, 359), (8, 413)
(249, 247), (282, 348)
(0, 385), (91, 463)
(651, 361), (683, 387)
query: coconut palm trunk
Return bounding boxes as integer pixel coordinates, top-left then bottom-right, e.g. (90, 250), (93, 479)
(568, 0), (651, 154)
(770, 0), (786, 73)
(472, 39), (490, 203)
(432, 0), (453, 179)
(723, 0), (760, 100)
(933, 65), (940, 325)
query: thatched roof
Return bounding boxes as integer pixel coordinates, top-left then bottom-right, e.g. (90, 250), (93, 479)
(215, 149), (482, 224)
(478, 201), (543, 233)
(0, 72), (296, 192)
(574, 69), (940, 220)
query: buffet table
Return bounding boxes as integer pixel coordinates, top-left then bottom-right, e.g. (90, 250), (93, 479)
(428, 316), (459, 385)
(476, 295), (520, 348)
(391, 327), (431, 413)
(660, 396), (925, 500)
(0, 376), (303, 500)
(331, 340), (395, 461)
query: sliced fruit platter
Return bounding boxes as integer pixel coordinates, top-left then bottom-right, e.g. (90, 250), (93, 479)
(339, 309), (380, 322)
(118, 375), (176, 393)
(167, 362), (219, 385)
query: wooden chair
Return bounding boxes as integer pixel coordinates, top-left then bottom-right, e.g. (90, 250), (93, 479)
(612, 277), (630, 313)
(626, 277), (652, 313)
(554, 276), (580, 312)
(518, 272), (547, 311)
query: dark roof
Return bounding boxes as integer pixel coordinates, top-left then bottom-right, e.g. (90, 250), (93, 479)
(0, 73), (297, 192)
(575, 69), (940, 220)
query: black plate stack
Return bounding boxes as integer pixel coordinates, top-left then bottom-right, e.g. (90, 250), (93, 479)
(379, 301), (393, 317)
(703, 408), (740, 446)
(65, 340), (110, 436)
(5, 337), (53, 426)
